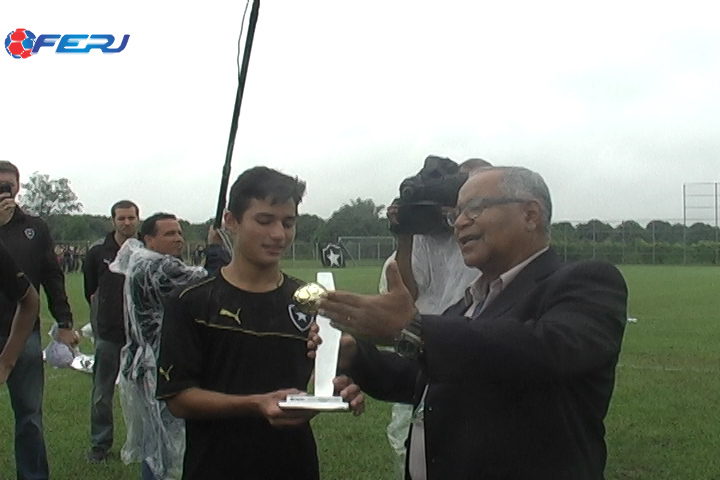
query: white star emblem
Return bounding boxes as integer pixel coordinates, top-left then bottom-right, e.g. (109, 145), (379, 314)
(327, 251), (340, 267)
(288, 304), (313, 331)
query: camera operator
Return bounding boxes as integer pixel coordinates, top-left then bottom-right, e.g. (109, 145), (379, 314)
(384, 157), (490, 478)
(0, 160), (77, 479)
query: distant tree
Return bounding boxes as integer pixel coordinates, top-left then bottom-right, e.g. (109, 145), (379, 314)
(551, 222), (576, 241)
(296, 214), (325, 243)
(575, 219), (613, 243)
(686, 222), (718, 244)
(20, 172), (83, 218)
(315, 198), (387, 242)
(45, 214), (112, 243)
(645, 220), (679, 243)
(611, 220), (648, 243)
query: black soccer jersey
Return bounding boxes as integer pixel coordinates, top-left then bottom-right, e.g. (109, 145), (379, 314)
(157, 271), (319, 480)
(0, 241), (31, 303)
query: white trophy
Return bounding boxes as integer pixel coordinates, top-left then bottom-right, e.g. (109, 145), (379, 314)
(279, 272), (349, 411)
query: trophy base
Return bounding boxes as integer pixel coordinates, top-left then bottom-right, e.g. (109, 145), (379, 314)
(279, 394), (349, 411)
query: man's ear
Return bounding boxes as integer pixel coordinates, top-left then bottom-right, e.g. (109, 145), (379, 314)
(524, 200), (543, 232)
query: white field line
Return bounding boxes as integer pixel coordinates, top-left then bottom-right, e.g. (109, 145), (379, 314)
(617, 364), (718, 374)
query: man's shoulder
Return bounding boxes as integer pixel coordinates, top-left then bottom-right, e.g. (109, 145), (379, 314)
(557, 258), (623, 277)
(88, 234), (111, 253)
(543, 257), (627, 292)
(12, 210), (49, 232)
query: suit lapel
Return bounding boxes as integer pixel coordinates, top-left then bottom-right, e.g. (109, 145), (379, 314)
(476, 249), (562, 320)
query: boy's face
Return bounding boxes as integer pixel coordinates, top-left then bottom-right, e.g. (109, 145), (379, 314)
(225, 197), (296, 268)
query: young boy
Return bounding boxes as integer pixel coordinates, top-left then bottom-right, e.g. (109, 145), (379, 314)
(156, 166), (363, 480)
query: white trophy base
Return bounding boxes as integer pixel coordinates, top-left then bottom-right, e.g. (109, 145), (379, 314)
(279, 394), (349, 411)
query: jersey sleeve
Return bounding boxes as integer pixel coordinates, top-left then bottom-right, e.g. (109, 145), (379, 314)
(0, 242), (32, 302)
(156, 289), (204, 399)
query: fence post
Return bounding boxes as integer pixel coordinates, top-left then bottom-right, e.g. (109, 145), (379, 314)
(592, 222), (597, 260)
(651, 222), (656, 265)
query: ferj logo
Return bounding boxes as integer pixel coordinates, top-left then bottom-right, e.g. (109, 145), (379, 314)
(4, 28), (129, 59)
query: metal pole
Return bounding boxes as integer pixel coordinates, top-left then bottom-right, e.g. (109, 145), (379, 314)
(682, 183), (687, 265)
(651, 221), (656, 265)
(715, 182), (720, 265)
(214, 0), (261, 229)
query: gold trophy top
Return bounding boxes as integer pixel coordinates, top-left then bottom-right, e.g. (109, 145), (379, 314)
(293, 282), (327, 315)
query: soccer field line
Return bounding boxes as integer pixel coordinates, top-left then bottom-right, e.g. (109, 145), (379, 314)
(617, 363), (718, 374)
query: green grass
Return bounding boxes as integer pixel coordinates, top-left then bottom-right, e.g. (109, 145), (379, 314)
(1, 264), (719, 479)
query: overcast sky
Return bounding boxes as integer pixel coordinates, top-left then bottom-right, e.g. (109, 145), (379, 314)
(2, 0), (719, 226)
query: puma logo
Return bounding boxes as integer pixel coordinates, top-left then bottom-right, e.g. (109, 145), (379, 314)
(219, 308), (242, 325)
(159, 365), (173, 382)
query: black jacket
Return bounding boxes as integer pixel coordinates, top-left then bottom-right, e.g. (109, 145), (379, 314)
(0, 208), (73, 336)
(83, 232), (126, 343)
(347, 249), (628, 480)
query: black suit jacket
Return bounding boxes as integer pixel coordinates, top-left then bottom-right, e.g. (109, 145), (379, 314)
(347, 249), (628, 480)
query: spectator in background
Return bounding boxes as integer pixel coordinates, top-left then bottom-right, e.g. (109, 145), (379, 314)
(83, 199), (140, 463)
(0, 159), (78, 480)
(381, 158), (488, 478)
(113, 215), (229, 480)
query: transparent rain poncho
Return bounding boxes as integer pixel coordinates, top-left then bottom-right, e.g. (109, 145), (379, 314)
(110, 239), (208, 480)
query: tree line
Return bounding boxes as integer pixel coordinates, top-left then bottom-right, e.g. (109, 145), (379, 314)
(17, 172), (720, 265)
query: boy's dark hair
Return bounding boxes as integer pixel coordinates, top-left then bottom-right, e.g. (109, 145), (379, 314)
(140, 213), (177, 238)
(111, 200), (139, 219)
(227, 166), (306, 220)
(0, 161), (20, 183)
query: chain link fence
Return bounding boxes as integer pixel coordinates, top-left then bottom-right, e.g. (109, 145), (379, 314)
(57, 218), (720, 269)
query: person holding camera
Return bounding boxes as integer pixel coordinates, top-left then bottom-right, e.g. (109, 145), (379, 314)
(383, 157), (489, 478)
(0, 160), (78, 480)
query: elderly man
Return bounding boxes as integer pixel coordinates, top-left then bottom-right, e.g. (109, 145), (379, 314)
(316, 166), (628, 480)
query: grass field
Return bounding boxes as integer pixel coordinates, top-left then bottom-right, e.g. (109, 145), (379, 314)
(1, 263), (719, 479)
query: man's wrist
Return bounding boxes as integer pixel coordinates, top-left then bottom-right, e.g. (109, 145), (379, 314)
(395, 312), (424, 360)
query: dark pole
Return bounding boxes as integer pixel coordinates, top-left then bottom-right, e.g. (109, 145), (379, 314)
(214, 0), (261, 229)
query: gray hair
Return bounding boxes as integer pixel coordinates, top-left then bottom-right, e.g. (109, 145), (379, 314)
(494, 167), (552, 234)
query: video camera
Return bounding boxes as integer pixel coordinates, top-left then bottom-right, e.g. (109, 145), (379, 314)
(391, 155), (468, 235)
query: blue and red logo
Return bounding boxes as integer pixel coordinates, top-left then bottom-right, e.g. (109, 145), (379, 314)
(4, 28), (129, 59)
(4, 29), (36, 58)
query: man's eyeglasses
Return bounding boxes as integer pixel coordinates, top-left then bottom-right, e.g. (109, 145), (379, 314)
(445, 197), (529, 226)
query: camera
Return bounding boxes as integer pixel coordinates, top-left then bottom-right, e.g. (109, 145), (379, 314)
(0, 182), (13, 196)
(391, 155), (468, 235)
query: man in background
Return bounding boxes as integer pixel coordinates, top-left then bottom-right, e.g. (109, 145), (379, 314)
(382, 157), (489, 477)
(113, 213), (229, 480)
(0, 160), (77, 480)
(83, 199), (139, 462)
